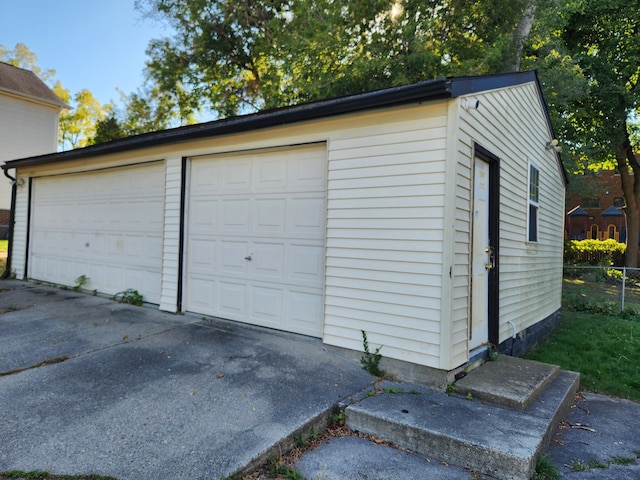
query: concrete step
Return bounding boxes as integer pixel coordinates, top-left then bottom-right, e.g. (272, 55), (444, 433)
(345, 364), (579, 480)
(455, 355), (561, 410)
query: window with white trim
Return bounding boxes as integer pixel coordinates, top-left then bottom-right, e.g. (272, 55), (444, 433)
(528, 163), (540, 242)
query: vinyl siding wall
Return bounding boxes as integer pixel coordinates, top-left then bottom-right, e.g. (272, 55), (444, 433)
(0, 93), (59, 210)
(10, 89), (563, 372)
(455, 83), (565, 360)
(159, 156), (183, 311)
(323, 102), (450, 368)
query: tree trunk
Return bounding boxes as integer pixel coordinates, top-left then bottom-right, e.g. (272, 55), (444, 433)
(617, 133), (640, 267)
(508, 1), (536, 72)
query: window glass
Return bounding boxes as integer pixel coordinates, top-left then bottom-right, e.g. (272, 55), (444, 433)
(528, 164), (540, 242)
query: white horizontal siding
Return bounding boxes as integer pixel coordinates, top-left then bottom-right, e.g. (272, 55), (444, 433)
(456, 83), (565, 355)
(323, 103), (449, 368)
(0, 94), (59, 210)
(159, 157), (182, 311)
(11, 181), (29, 279)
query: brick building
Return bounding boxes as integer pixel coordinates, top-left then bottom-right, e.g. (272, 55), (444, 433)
(565, 169), (628, 242)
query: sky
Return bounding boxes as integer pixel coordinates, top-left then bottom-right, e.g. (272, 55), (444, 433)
(1, 0), (173, 107)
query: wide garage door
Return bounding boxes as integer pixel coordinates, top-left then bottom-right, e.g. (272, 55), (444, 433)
(30, 162), (165, 304)
(185, 145), (327, 337)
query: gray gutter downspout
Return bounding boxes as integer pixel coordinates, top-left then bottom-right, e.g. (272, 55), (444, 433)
(2, 167), (16, 279)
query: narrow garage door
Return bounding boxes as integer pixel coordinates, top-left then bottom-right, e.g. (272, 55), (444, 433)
(30, 162), (165, 304)
(185, 145), (327, 337)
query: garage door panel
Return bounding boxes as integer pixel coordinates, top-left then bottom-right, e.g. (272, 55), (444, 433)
(219, 241), (250, 275)
(289, 244), (325, 284)
(289, 289), (324, 336)
(222, 200), (250, 232)
(290, 197), (326, 233)
(30, 163), (164, 303)
(219, 281), (248, 317)
(251, 285), (283, 322)
(254, 158), (287, 191)
(191, 199), (219, 232)
(254, 199), (286, 233)
(222, 160), (252, 192)
(186, 145), (326, 337)
(252, 242), (285, 279)
(292, 153), (327, 187)
(189, 238), (216, 272)
(188, 277), (217, 311)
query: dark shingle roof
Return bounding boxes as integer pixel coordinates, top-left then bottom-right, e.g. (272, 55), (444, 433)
(0, 61), (67, 108)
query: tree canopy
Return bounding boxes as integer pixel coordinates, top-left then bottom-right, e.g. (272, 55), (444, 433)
(136, 0), (539, 119)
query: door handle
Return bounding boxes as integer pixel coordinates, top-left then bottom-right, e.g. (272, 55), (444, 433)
(484, 246), (495, 270)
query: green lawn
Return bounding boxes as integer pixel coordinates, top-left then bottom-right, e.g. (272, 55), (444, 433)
(524, 278), (640, 401)
(0, 240), (7, 253)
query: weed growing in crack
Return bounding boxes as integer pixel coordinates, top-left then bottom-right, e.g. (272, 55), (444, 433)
(360, 330), (385, 377)
(73, 275), (89, 292)
(265, 455), (302, 480)
(113, 289), (143, 306)
(532, 454), (560, 480)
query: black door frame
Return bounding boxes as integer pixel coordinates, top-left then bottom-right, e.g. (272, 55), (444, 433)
(473, 143), (500, 348)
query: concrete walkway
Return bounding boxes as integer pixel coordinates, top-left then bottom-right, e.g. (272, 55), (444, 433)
(1, 280), (638, 479)
(295, 385), (640, 479)
(0, 280), (373, 479)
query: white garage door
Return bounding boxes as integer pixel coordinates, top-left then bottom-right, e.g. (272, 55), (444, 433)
(30, 162), (165, 304)
(185, 145), (327, 337)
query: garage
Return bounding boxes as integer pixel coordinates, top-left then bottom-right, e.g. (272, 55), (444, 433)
(184, 145), (327, 337)
(29, 162), (165, 303)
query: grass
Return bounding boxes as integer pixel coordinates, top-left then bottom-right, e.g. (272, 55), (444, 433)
(524, 277), (640, 401)
(0, 240), (7, 253)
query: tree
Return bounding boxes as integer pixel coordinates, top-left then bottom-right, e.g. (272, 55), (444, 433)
(91, 115), (126, 144)
(556, 2), (640, 266)
(136, 0), (538, 120)
(54, 84), (105, 150)
(0, 43), (56, 83)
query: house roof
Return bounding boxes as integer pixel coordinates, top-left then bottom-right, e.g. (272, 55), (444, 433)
(567, 206), (589, 216)
(3, 70), (564, 182)
(602, 205), (624, 216)
(0, 61), (67, 109)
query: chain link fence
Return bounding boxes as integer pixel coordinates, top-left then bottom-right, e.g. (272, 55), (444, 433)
(563, 265), (640, 313)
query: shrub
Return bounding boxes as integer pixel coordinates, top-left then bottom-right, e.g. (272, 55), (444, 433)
(564, 239), (626, 266)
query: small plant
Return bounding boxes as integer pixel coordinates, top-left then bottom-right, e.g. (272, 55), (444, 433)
(360, 330), (385, 377)
(466, 392), (473, 401)
(265, 456), (302, 480)
(445, 383), (459, 396)
(567, 460), (588, 472)
(73, 275), (89, 292)
(365, 389), (376, 398)
(113, 289), (144, 306)
(586, 459), (609, 469)
(385, 387), (398, 394)
(331, 410), (346, 424)
(611, 456), (636, 466)
(294, 434), (307, 449)
(532, 454), (560, 480)
(488, 345), (499, 361)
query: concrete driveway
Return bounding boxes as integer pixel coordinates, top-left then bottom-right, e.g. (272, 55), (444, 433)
(0, 280), (373, 479)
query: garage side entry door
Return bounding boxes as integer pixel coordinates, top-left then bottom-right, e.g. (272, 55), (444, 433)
(185, 145), (327, 337)
(30, 162), (165, 304)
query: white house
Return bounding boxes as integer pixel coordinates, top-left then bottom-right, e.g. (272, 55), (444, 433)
(0, 61), (66, 236)
(2, 71), (566, 382)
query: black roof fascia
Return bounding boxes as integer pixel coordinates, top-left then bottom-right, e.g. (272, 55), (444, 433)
(449, 70), (537, 96)
(3, 77), (452, 170)
(4, 69), (567, 187)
